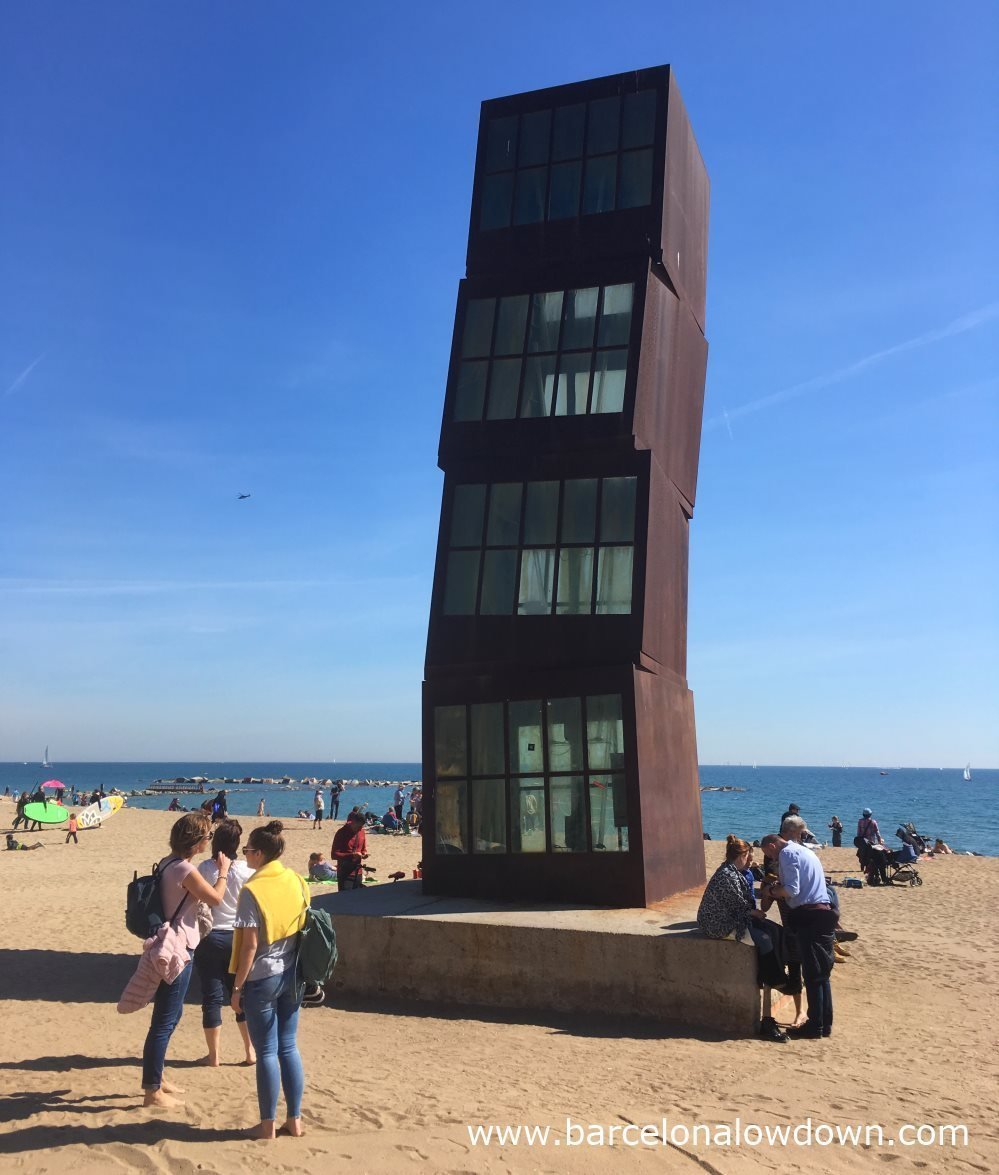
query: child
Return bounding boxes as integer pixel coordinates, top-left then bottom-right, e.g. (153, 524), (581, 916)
(66, 812), (79, 845)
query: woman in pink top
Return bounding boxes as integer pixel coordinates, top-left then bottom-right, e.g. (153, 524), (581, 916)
(140, 811), (233, 1108)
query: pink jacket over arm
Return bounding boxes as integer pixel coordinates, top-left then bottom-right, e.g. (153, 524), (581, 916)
(116, 924), (191, 1014)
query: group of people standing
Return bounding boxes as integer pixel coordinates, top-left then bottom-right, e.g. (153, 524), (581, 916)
(136, 812), (308, 1138)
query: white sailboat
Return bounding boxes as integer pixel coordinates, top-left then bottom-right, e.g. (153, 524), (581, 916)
(41, 745), (50, 767)
(963, 763), (972, 782)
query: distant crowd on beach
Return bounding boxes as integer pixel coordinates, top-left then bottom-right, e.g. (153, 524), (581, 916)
(697, 801), (959, 1044)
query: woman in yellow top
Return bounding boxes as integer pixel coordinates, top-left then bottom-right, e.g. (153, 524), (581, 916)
(230, 821), (309, 1139)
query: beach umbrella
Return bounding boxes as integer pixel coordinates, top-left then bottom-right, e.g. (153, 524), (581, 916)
(41, 780), (64, 790)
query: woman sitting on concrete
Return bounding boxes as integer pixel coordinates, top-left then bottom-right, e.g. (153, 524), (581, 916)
(697, 835), (789, 1041)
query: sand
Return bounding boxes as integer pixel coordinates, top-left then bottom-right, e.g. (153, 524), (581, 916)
(1, 799), (996, 1173)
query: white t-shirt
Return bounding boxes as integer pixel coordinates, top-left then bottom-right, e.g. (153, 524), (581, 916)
(197, 858), (253, 931)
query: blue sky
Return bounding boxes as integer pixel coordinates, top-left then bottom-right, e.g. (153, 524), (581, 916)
(1, 2), (996, 765)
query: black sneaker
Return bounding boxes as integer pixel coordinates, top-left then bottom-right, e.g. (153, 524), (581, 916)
(835, 928), (859, 942)
(301, 984), (325, 1008)
(759, 1017), (788, 1043)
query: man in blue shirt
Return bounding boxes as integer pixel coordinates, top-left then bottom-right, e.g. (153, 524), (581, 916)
(761, 822), (837, 1039)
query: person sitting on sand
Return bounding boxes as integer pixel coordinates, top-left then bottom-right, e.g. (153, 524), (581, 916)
(307, 852), (337, 881)
(193, 818), (256, 1068)
(167, 797), (184, 812)
(932, 838), (954, 855)
(383, 807), (400, 832)
(6, 833), (44, 850)
(331, 811), (369, 891)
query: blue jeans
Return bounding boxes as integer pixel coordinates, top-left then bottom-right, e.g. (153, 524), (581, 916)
(242, 966), (305, 1121)
(141, 960), (193, 1089)
(194, 929), (246, 1028)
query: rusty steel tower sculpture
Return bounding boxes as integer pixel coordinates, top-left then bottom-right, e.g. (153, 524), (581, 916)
(422, 66), (709, 906)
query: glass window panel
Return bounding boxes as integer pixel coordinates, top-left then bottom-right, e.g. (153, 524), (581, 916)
(547, 697), (583, 772)
(598, 283), (633, 347)
(443, 550), (480, 615)
(586, 694), (624, 770)
(453, 360), (488, 421)
(461, 298), (495, 358)
(517, 548), (555, 615)
(523, 481), (559, 544)
(518, 109), (551, 167)
(470, 702), (505, 775)
(561, 287), (598, 350)
(494, 295), (529, 356)
(549, 775), (586, 852)
(561, 478), (597, 543)
(619, 148), (653, 210)
(599, 476), (637, 542)
(449, 483), (486, 546)
(587, 96), (620, 155)
(513, 166), (547, 226)
(548, 160), (581, 220)
(589, 774), (628, 851)
(485, 115), (518, 173)
(552, 103), (585, 161)
(485, 357), (522, 421)
(435, 779), (468, 854)
(556, 546), (594, 615)
(553, 352), (591, 417)
(472, 778), (507, 852)
(508, 699), (543, 773)
(582, 155), (616, 215)
(595, 546), (634, 614)
(521, 355), (557, 418)
(622, 89), (657, 148)
(590, 349), (628, 413)
(510, 777), (546, 853)
(486, 482), (522, 546)
(480, 172), (513, 231)
(479, 550), (517, 615)
(527, 290), (563, 353)
(434, 705), (467, 777)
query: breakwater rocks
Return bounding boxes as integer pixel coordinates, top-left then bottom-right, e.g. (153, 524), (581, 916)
(133, 776), (421, 797)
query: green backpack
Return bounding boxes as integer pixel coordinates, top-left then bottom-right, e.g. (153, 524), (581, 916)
(296, 878), (338, 985)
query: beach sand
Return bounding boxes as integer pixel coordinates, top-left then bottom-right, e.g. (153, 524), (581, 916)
(1, 800), (996, 1173)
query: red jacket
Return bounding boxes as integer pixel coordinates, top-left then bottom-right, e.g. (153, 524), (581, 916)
(331, 823), (367, 878)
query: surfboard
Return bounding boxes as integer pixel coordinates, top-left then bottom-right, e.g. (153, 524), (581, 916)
(77, 795), (124, 829)
(22, 802), (68, 826)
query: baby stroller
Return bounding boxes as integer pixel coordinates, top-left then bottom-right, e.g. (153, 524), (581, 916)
(885, 841), (922, 887)
(896, 822), (929, 855)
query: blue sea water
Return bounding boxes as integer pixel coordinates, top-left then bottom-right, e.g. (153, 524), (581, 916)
(2, 761), (994, 856)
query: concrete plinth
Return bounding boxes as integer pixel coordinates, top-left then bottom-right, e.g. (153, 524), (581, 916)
(312, 882), (790, 1036)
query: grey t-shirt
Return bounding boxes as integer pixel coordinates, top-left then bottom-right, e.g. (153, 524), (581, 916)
(233, 888), (297, 982)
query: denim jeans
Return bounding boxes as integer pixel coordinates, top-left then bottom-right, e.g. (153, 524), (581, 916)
(194, 929), (245, 1028)
(242, 966), (305, 1121)
(337, 874), (363, 892)
(141, 960), (193, 1089)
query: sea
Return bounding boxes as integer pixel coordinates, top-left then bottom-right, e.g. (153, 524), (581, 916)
(2, 761), (995, 857)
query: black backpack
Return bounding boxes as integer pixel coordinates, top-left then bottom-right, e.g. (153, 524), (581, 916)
(125, 857), (187, 939)
(294, 877), (338, 984)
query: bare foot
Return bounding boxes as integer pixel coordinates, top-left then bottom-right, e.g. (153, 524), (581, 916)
(240, 1054), (257, 1066)
(791, 1014), (809, 1029)
(196, 1056), (221, 1067)
(143, 1089), (184, 1108)
(277, 1118), (304, 1137)
(160, 1079), (185, 1094)
(247, 1122), (277, 1140)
